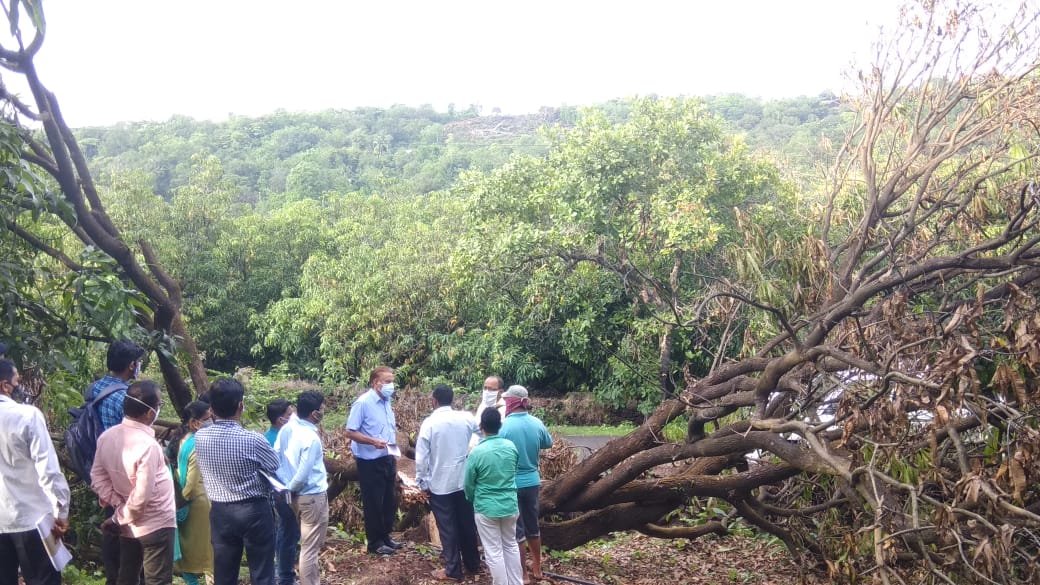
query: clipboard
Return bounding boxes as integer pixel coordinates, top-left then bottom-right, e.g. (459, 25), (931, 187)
(36, 514), (72, 571)
(261, 471), (292, 505)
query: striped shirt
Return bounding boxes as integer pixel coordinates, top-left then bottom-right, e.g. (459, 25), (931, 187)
(195, 420), (279, 503)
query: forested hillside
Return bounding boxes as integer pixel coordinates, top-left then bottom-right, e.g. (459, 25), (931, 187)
(76, 94), (845, 203)
(70, 94), (847, 393)
(76, 106), (548, 203)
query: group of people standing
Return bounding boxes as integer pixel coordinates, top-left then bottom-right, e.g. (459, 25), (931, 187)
(87, 341), (333, 585)
(416, 376), (553, 585)
(0, 341), (552, 585)
(0, 341), (332, 585)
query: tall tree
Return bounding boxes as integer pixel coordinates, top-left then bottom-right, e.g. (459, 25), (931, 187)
(453, 96), (792, 407)
(0, 0), (206, 409)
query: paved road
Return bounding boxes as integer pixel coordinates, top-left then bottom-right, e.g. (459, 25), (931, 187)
(562, 435), (614, 461)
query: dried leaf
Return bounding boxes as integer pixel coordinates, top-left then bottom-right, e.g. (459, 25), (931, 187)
(935, 404), (949, 426)
(1010, 449), (1028, 502)
(963, 475), (983, 506)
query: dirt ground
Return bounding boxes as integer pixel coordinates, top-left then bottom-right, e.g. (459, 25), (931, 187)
(318, 530), (825, 585)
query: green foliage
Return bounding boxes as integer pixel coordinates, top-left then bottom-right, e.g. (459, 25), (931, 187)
(56, 98), (826, 404)
(550, 423), (636, 436)
(703, 92), (851, 182)
(661, 416), (687, 443)
(5, 0), (44, 37)
(253, 190), (470, 383)
(61, 565), (105, 585)
(79, 107), (549, 201)
(0, 120), (154, 399)
(62, 482), (108, 580)
(456, 97), (795, 409)
(213, 98), (803, 410)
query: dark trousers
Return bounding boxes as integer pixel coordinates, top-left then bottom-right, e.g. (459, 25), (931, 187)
(0, 529), (60, 585)
(102, 506), (144, 585)
(356, 456), (398, 551)
(117, 528), (175, 585)
(429, 490), (481, 579)
(273, 497), (299, 585)
(103, 528), (120, 585)
(102, 507), (120, 585)
(515, 485), (541, 541)
(210, 499), (275, 585)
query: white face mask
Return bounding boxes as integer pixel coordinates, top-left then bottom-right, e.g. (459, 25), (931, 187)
(481, 389), (499, 407)
(133, 361), (142, 379)
(128, 394), (159, 426)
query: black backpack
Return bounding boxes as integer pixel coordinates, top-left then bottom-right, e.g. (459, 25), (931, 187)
(63, 382), (127, 483)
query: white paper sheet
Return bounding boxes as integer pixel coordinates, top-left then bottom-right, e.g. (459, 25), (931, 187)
(36, 514), (72, 571)
(260, 471), (292, 504)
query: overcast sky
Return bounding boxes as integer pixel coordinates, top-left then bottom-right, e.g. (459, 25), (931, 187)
(21, 0), (902, 127)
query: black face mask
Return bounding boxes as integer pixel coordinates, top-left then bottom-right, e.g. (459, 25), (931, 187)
(10, 384), (25, 403)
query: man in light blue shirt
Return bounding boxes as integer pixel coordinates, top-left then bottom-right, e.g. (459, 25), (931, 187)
(415, 384), (481, 581)
(275, 392), (328, 585)
(344, 366), (401, 555)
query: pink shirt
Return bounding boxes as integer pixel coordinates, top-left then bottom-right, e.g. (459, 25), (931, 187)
(91, 418), (176, 537)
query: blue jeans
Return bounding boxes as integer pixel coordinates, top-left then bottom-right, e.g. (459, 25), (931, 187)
(273, 497), (299, 585)
(210, 499), (275, 585)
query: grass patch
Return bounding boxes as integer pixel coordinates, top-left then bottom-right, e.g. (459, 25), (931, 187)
(551, 423), (636, 436)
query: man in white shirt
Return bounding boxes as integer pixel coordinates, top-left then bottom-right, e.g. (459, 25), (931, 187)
(274, 392), (328, 585)
(0, 359), (70, 585)
(415, 384), (481, 582)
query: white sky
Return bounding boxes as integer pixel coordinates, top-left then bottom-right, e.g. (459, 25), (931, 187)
(17, 0), (902, 127)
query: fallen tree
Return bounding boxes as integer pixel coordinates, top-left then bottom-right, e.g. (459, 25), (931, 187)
(523, 2), (1040, 583)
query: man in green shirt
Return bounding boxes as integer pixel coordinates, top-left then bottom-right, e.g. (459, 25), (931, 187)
(464, 409), (522, 585)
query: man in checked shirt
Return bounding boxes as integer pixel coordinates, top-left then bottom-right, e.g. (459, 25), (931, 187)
(195, 379), (280, 585)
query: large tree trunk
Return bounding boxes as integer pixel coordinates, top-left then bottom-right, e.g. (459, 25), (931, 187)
(0, 17), (208, 409)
